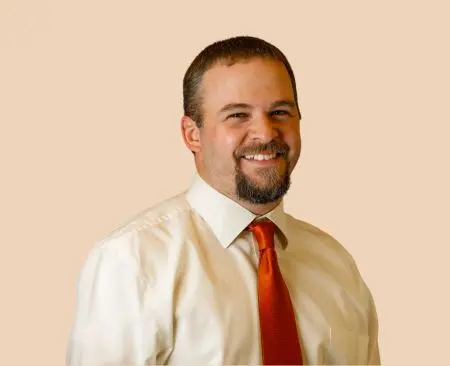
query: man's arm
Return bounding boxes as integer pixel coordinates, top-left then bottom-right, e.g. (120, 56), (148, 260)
(367, 288), (381, 365)
(66, 236), (159, 366)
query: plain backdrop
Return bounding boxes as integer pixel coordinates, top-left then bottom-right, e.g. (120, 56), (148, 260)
(1, 1), (449, 365)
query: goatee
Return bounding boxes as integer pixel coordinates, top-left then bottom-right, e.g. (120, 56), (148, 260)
(235, 162), (291, 204)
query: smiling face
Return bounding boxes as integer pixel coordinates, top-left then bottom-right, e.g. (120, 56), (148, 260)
(182, 57), (301, 214)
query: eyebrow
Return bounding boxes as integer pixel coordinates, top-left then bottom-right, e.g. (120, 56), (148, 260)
(271, 100), (301, 119)
(219, 103), (253, 114)
(270, 100), (297, 109)
(219, 100), (297, 113)
(218, 99), (300, 118)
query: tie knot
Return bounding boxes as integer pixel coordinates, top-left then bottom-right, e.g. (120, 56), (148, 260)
(247, 218), (276, 250)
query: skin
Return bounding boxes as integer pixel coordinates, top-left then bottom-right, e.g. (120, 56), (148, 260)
(181, 57), (302, 215)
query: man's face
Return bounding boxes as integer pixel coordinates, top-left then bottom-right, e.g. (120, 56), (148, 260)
(196, 57), (301, 205)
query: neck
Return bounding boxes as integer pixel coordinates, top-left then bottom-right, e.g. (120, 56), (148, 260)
(234, 197), (281, 216)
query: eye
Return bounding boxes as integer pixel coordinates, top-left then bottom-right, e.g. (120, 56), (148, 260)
(271, 110), (291, 117)
(228, 112), (248, 119)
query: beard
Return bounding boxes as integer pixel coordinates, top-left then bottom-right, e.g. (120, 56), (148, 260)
(235, 160), (291, 204)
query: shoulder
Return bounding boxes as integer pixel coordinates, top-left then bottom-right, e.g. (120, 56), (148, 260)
(81, 191), (193, 274)
(101, 191), (191, 243)
(286, 214), (370, 294)
(286, 214), (353, 257)
(96, 191), (191, 247)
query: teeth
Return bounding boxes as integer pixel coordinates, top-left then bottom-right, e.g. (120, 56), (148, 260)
(244, 153), (277, 161)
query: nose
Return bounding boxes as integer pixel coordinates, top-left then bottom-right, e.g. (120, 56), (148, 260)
(250, 115), (279, 142)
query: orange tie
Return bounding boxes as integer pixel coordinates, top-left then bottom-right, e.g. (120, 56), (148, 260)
(248, 219), (303, 365)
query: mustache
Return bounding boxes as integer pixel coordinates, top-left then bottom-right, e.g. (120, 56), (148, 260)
(236, 140), (290, 157)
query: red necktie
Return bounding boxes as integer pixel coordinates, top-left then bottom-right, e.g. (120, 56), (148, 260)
(248, 219), (303, 365)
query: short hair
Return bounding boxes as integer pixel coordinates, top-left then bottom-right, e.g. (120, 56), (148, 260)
(183, 35), (300, 128)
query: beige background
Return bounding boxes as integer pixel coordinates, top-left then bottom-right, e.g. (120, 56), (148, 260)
(1, 1), (449, 365)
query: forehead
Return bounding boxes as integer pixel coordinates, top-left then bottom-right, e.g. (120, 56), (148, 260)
(200, 57), (295, 110)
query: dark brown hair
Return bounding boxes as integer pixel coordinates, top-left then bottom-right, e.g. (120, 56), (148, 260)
(183, 35), (300, 128)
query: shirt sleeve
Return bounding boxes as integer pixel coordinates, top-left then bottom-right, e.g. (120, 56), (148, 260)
(367, 289), (381, 365)
(66, 234), (160, 366)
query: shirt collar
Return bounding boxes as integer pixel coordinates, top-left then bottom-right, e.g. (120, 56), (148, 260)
(185, 173), (289, 248)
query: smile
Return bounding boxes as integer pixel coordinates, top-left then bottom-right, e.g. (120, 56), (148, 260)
(243, 153), (283, 161)
(241, 153), (286, 167)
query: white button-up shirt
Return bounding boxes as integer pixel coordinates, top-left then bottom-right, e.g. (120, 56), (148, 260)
(66, 173), (380, 365)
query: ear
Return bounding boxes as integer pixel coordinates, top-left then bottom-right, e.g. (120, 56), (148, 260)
(180, 115), (201, 153)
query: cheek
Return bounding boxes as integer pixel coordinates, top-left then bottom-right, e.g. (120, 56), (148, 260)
(213, 127), (243, 156)
(282, 127), (301, 160)
(283, 126), (301, 148)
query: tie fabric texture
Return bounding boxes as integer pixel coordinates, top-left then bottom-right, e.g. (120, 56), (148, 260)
(248, 218), (304, 365)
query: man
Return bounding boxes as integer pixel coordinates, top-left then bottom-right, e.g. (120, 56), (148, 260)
(66, 36), (381, 365)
